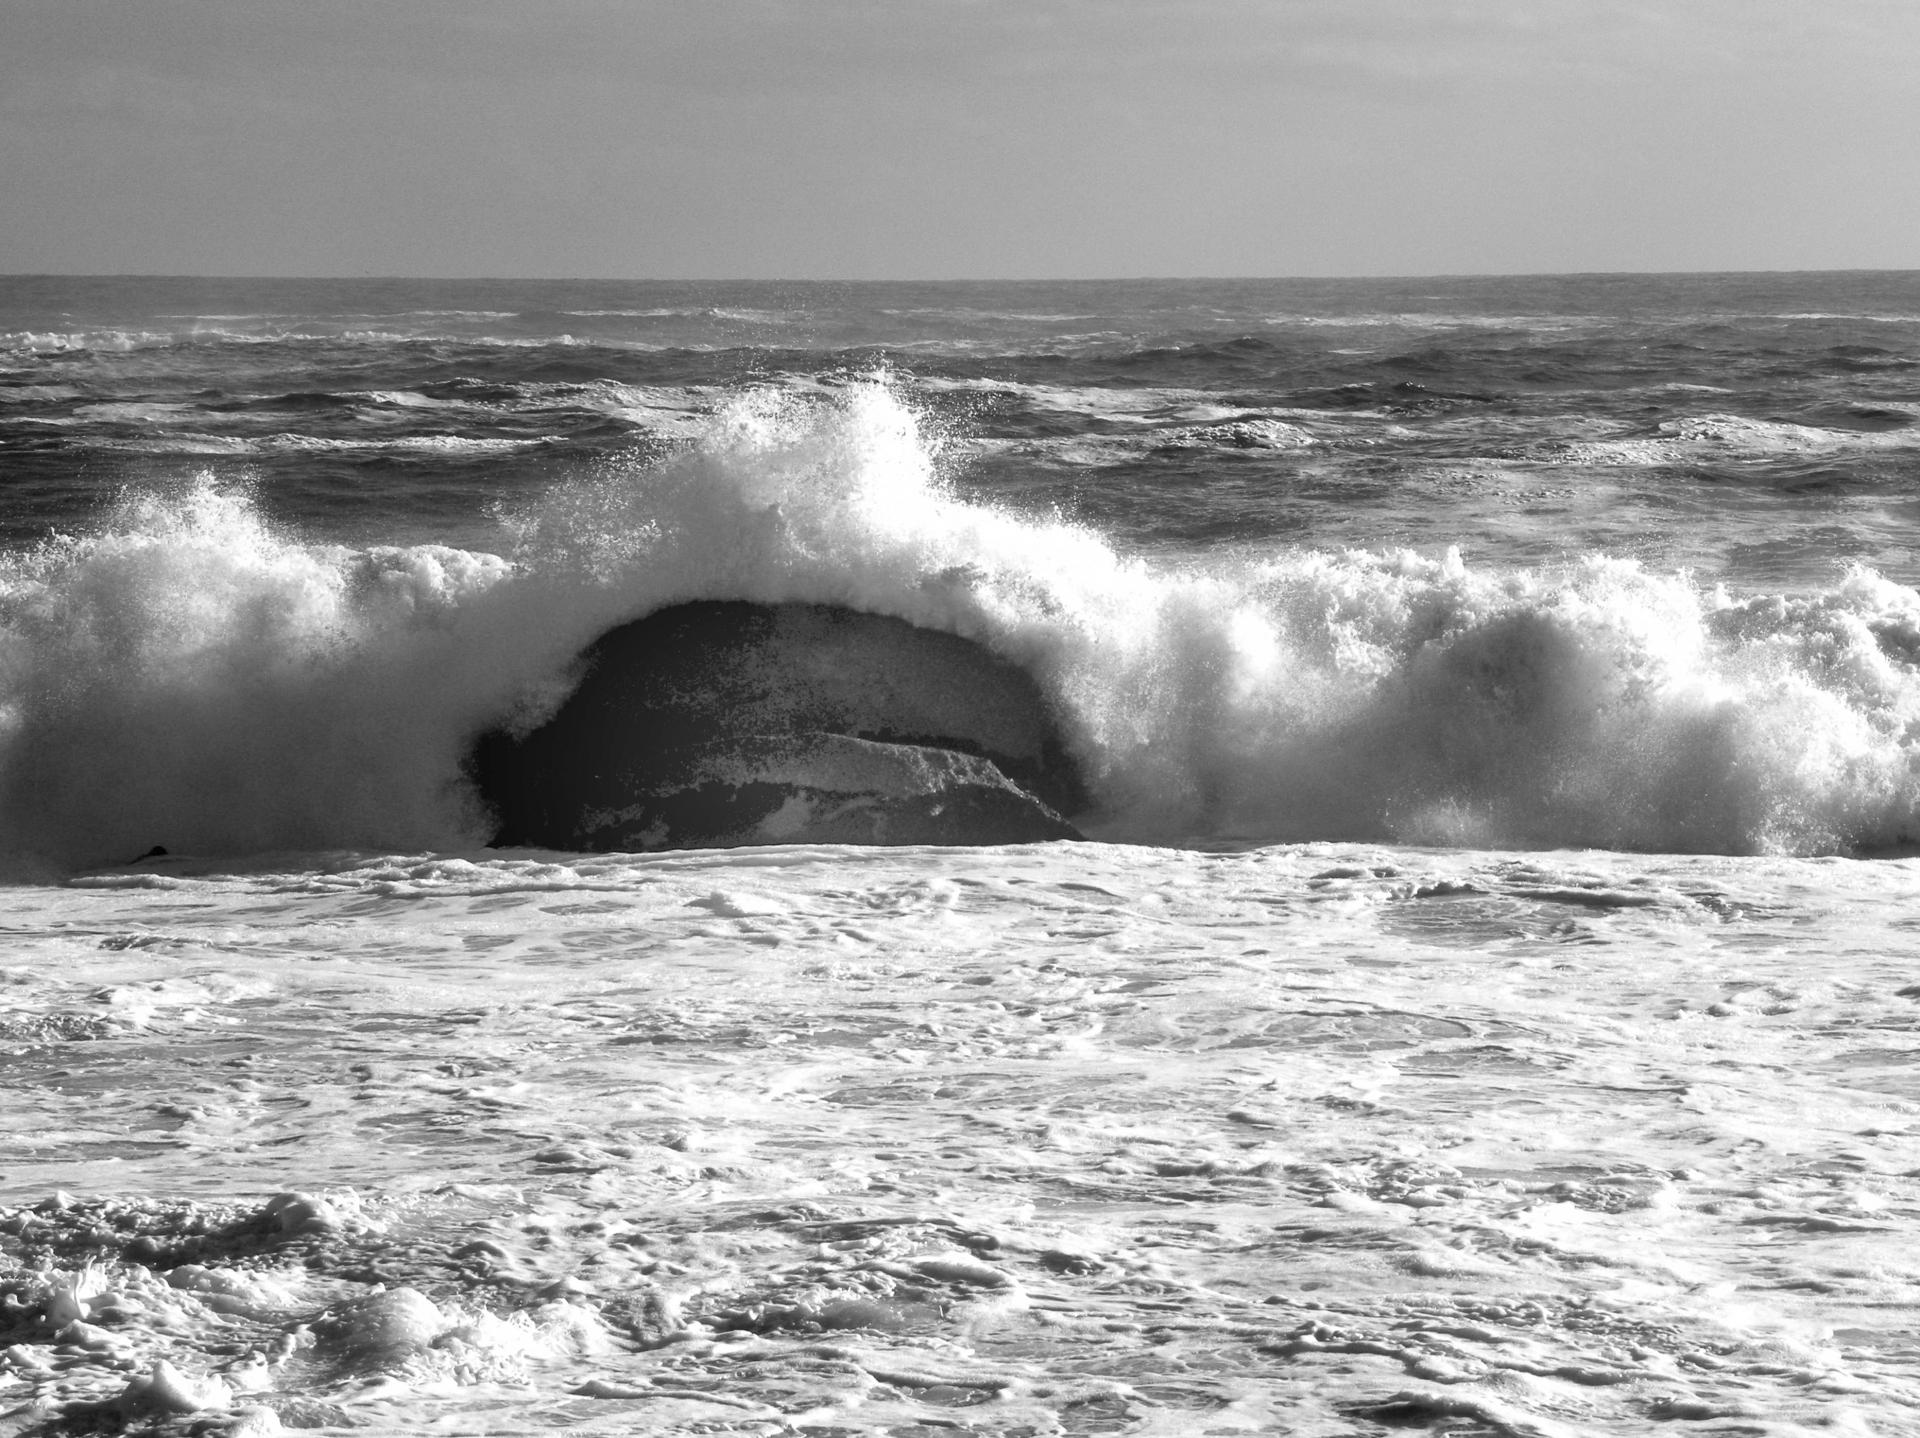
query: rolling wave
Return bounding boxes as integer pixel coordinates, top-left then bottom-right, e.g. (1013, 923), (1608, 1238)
(3, 382), (1918, 872)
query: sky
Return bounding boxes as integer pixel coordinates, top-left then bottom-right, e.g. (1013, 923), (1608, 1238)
(2, 0), (1916, 280)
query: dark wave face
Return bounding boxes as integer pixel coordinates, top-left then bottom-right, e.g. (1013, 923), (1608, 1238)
(3, 272), (1920, 866)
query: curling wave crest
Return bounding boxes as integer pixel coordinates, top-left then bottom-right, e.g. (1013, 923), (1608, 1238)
(3, 382), (1918, 871)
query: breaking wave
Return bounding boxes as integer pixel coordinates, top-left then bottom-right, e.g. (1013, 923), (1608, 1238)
(4, 382), (1919, 872)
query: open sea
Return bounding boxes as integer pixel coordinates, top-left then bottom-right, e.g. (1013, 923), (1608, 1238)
(3, 272), (1920, 1436)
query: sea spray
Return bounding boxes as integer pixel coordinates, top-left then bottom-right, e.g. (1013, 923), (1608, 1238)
(0, 483), (519, 871)
(13, 272), (1920, 1438)
(3, 381), (1920, 870)
(1175, 549), (1920, 852)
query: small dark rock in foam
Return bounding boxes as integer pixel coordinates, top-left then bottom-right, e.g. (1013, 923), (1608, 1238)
(470, 601), (1087, 851)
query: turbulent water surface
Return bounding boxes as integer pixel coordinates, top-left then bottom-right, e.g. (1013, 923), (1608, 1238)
(3, 273), (1920, 1436)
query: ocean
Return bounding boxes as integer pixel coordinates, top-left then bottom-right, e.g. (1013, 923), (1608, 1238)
(2, 272), (1918, 1435)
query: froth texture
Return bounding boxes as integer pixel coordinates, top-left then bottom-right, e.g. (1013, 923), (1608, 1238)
(2, 383), (1918, 869)
(0, 488), (512, 870)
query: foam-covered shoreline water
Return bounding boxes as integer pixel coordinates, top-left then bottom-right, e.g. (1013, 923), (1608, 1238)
(4, 381), (1920, 871)
(7, 274), (1920, 1437)
(6, 841), (1920, 1435)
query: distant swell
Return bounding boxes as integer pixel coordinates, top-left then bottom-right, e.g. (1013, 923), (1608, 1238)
(3, 382), (1919, 873)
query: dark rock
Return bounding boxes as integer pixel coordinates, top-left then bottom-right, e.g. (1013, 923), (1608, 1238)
(470, 601), (1087, 852)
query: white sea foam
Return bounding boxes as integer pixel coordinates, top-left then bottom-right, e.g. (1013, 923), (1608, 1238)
(3, 382), (1919, 871)
(392, 310), (520, 320)
(71, 402), (199, 425)
(917, 375), (1225, 418)
(2, 329), (176, 354)
(0, 384), (83, 404)
(6, 839), (1918, 1433)
(519, 380), (713, 430)
(1277, 312), (1602, 332)
(345, 390), (449, 409)
(1659, 413), (1891, 449)
(0, 327), (598, 355)
(13, 275), (1920, 1438)
(1550, 411), (1920, 466)
(1768, 310), (1920, 323)
(0, 491), (514, 872)
(995, 415), (1321, 462)
(556, 307), (793, 325)
(93, 434), (547, 457)
(561, 308), (707, 318)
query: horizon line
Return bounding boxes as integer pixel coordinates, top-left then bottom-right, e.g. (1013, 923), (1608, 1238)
(4, 266), (1918, 286)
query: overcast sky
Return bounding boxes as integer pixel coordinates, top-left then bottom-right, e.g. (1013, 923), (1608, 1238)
(3, 0), (1915, 279)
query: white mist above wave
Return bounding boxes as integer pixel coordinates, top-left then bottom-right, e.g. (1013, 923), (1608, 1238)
(3, 382), (1918, 872)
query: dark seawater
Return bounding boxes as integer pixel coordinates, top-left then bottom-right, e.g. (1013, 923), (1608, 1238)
(8, 272), (1920, 570)
(4, 272), (1920, 865)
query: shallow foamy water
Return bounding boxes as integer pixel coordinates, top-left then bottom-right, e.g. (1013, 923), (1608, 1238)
(5, 841), (1918, 1435)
